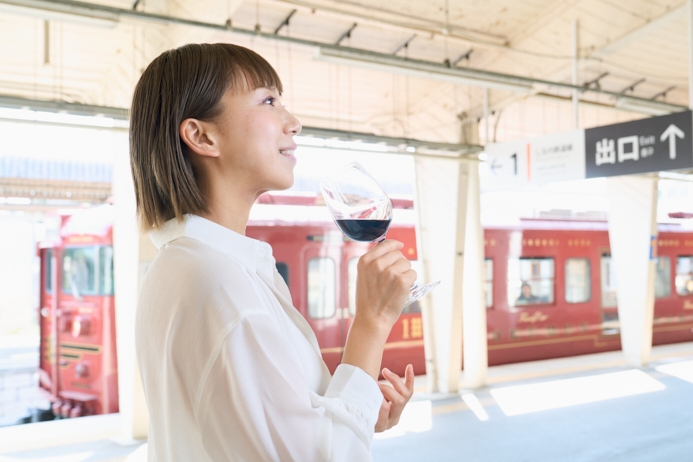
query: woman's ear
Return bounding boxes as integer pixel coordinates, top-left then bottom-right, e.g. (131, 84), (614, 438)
(179, 118), (220, 158)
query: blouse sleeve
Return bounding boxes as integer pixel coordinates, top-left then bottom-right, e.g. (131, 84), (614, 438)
(196, 313), (382, 462)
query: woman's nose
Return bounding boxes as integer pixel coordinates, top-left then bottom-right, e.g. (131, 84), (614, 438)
(285, 110), (302, 135)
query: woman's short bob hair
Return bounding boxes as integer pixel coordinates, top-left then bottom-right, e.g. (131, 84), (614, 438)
(130, 43), (283, 231)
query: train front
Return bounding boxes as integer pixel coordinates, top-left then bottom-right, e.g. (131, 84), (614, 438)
(37, 206), (118, 419)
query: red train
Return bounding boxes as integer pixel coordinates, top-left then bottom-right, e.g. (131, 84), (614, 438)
(37, 206), (118, 419)
(36, 200), (693, 419)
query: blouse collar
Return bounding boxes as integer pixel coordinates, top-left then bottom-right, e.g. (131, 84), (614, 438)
(148, 215), (273, 273)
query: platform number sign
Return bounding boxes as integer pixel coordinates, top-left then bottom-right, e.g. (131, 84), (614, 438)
(484, 139), (531, 189)
(484, 130), (585, 189)
(585, 110), (693, 178)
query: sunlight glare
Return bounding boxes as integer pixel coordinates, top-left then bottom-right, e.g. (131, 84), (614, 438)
(655, 360), (693, 384)
(373, 400), (432, 440)
(490, 369), (665, 416)
(461, 393), (489, 421)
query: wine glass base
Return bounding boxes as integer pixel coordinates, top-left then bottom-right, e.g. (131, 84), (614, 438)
(405, 280), (441, 307)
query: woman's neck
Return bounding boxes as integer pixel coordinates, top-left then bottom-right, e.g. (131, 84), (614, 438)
(198, 182), (257, 235)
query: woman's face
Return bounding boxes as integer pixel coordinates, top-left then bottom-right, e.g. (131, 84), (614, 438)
(211, 85), (301, 196)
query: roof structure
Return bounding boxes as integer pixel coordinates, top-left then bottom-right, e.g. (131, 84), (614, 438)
(0, 0), (689, 148)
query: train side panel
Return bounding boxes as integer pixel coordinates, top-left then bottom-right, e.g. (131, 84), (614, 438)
(653, 231), (693, 345)
(484, 224), (621, 366)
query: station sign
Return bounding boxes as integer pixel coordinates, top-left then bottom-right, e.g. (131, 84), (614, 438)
(484, 129), (585, 188)
(484, 110), (693, 188)
(585, 110), (692, 178)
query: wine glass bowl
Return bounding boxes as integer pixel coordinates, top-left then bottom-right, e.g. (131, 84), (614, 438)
(320, 162), (392, 243)
(320, 161), (440, 306)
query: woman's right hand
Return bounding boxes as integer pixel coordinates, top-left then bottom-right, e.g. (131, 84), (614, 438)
(341, 240), (417, 379)
(354, 239), (417, 331)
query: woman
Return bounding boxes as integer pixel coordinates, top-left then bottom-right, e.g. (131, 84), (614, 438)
(130, 43), (418, 461)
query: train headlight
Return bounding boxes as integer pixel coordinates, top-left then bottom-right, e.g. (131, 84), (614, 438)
(71, 315), (92, 337)
(75, 361), (90, 378)
(59, 311), (73, 333)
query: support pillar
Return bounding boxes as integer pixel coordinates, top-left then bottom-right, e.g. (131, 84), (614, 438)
(461, 160), (488, 388)
(112, 142), (152, 442)
(414, 158), (487, 393)
(607, 176), (658, 367)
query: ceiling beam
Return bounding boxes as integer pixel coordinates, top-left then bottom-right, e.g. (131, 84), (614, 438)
(591, 3), (685, 58)
(0, 95), (483, 157)
(1, 0), (687, 118)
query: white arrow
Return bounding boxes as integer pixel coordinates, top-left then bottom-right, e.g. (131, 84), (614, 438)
(660, 124), (685, 159)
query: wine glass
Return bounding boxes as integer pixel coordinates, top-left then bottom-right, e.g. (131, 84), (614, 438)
(320, 161), (440, 306)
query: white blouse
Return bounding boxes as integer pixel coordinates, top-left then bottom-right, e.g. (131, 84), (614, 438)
(136, 215), (382, 461)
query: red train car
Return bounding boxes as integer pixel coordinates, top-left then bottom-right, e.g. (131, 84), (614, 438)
(37, 206), (118, 419)
(246, 209), (425, 376)
(35, 202), (693, 419)
(483, 220), (693, 366)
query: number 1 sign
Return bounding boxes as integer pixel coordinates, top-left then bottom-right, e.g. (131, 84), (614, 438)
(484, 129), (585, 190)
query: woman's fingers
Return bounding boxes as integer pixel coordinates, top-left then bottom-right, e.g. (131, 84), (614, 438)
(382, 367), (414, 399)
(360, 239), (403, 260)
(378, 365), (416, 429)
(354, 239), (417, 328)
(404, 364), (415, 394)
(375, 398), (391, 433)
(378, 382), (399, 402)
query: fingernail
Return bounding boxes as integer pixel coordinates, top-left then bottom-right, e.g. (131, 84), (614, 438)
(382, 368), (391, 375)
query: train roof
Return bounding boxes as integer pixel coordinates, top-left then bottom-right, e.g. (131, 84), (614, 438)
(40, 200), (691, 237)
(60, 205), (114, 238)
(248, 204), (417, 227)
(489, 218), (686, 233)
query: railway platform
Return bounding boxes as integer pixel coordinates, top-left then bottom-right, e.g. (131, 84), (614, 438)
(0, 341), (691, 462)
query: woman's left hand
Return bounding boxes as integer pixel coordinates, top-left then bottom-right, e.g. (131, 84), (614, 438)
(375, 364), (415, 432)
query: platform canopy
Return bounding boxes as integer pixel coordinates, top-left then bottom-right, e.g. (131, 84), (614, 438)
(0, 0), (692, 145)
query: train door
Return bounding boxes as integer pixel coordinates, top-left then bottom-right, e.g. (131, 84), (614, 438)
(599, 253), (620, 335)
(301, 241), (345, 373)
(38, 247), (59, 401)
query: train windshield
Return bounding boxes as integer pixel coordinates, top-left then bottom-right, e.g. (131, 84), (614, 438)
(62, 245), (114, 297)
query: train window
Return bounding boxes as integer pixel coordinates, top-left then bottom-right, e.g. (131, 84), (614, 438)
(600, 255), (618, 308)
(508, 258), (554, 306)
(655, 257), (671, 299)
(348, 258), (357, 316)
(276, 262), (289, 286)
(307, 257), (336, 319)
(565, 258), (591, 303)
(484, 258), (493, 308)
(675, 256), (693, 296)
(62, 247), (97, 296)
(45, 249), (54, 294)
(99, 246), (114, 295)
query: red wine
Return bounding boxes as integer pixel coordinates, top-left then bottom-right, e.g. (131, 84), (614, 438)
(335, 219), (391, 241)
